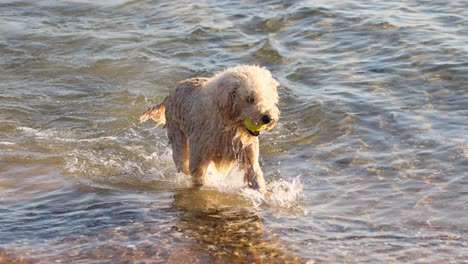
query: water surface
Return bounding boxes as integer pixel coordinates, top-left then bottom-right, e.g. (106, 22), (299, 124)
(0, 0), (467, 263)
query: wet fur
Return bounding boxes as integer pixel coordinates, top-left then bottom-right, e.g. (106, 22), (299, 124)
(140, 65), (279, 193)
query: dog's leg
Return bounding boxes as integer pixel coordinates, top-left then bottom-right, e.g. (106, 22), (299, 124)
(167, 125), (190, 175)
(241, 140), (267, 194)
(190, 161), (209, 187)
(245, 165), (266, 193)
(188, 139), (210, 187)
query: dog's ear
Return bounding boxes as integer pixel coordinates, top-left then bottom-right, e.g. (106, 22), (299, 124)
(228, 84), (238, 115)
(215, 76), (240, 118)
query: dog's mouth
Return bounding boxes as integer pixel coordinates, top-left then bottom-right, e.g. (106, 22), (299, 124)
(244, 126), (260, 137)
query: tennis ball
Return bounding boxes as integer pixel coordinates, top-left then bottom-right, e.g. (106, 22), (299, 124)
(244, 117), (266, 132)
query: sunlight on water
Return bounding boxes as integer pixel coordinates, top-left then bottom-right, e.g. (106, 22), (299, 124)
(204, 165), (247, 190)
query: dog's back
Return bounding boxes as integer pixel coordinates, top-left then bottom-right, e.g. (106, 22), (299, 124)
(139, 77), (209, 127)
(165, 78), (210, 129)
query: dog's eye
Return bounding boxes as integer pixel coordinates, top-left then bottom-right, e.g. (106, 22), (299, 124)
(247, 96), (255, 104)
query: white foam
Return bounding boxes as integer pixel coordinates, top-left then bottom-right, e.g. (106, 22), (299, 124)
(203, 166), (303, 209)
(242, 176), (303, 209)
(17, 126), (40, 135)
(121, 160), (145, 176)
(265, 176), (303, 208)
(17, 126), (119, 143)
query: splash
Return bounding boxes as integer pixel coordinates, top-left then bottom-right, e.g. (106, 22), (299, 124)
(195, 165), (303, 209)
(242, 176), (303, 209)
(266, 176), (303, 208)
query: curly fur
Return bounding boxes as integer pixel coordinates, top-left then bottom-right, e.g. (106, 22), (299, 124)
(140, 65), (279, 193)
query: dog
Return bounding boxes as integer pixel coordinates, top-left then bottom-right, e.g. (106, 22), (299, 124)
(140, 65), (279, 194)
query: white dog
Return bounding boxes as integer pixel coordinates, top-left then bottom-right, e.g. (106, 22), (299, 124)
(140, 65), (279, 194)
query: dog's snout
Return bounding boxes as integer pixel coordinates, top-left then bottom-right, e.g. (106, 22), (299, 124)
(262, 114), (272, 124)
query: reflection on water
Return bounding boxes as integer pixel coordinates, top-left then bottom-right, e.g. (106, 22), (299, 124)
(1, 0), (467, 263)
(0, 167), (301, 263)
(173, 189), (302, 263)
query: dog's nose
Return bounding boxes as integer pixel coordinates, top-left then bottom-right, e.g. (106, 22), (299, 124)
(261, 114), (272, 124)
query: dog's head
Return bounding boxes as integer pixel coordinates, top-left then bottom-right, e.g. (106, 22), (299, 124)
(211, 65), (279, 136)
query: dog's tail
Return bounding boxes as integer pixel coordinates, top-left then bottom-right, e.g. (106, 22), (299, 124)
(139, 98), (167, 127)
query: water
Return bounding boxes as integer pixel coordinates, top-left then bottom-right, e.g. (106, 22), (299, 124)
(0, 0), (467, 263)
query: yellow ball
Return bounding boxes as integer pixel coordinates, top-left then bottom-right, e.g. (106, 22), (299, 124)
(244, 117), (266, 132)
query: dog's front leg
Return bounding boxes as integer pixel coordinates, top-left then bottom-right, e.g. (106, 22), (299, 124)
(191, 164), (208, 187)
(245, 165), (267, 194)
(242, 141), (267, 194)
(190, 161), (209, 187)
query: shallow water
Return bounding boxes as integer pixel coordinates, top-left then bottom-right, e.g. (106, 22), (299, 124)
(0, 0), (467, 263)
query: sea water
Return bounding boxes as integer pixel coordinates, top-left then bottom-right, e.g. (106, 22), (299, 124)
(0, 1), (466, 263)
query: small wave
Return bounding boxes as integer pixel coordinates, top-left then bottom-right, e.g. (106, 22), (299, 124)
(17, 126), (80, 143)
(251, 38), (289, 64)
(230, 38), (290, 65)
(15, 125), (302, 209)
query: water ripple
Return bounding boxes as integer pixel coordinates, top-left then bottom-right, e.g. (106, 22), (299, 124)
(0, 0), (467, 262)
